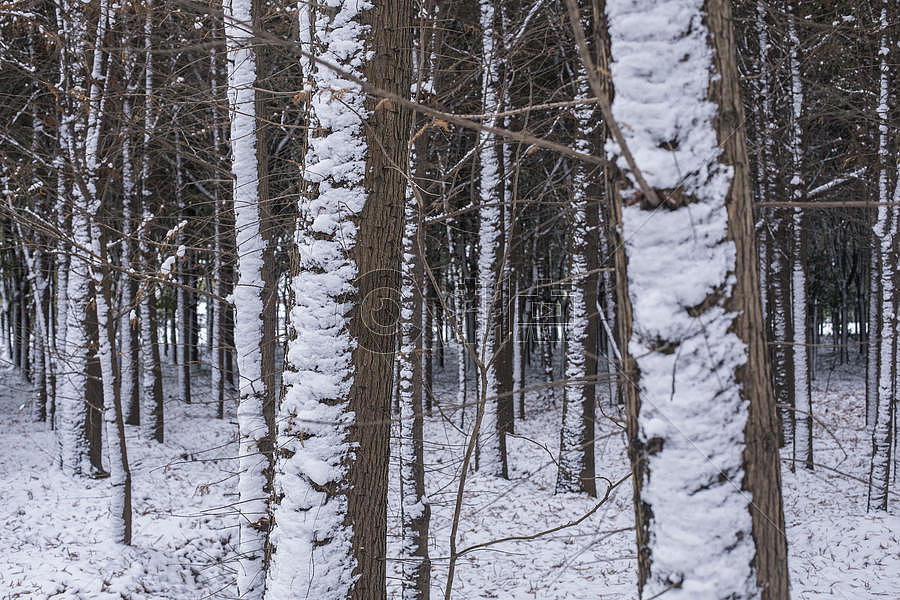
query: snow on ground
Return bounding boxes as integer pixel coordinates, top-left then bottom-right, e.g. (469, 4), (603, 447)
(0, 348), (897, 599)
(0, 363), (237, 599)
(385, 348), (634, 600)
(783, 356), (900, 599)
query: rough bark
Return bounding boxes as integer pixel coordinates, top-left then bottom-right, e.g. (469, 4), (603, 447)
(599, 0), (790, 596)
(867, 0), (897, 511)
(787, 4), (812, 471)
(556, 72), (597, 497)
(709, 0), (790, 594)
(264, 0), (412, 597)
(398, 190), (431, 599)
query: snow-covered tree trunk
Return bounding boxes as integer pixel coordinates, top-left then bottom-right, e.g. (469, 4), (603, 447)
(42, 273), (54, 416)
(497, 110), (515, 443)
(8, 186), (52, 423)
(77, 0), (113, 479)
(556, 77), (595, 496)
(121, 60), (140, 426)
(442, 185), (468, 426)
(32, 281), (47, 421)
(867, 251), (881, 428)
(92, 211), (133, 546)
(867, 0), (897, 512)
(18, 277), (30, 377)
(423, 280), (434, 417)
(55, 0), (100, 477)
(266, 0), (412, 595)
(557, 204), (592, 494)
(57, 238), (91, 474)
(15, 240), (49, 423)
(474, 0), (505, 478)
(869, 177), (899, 512)
(140, 0), (164, 443)
(753, 0), (774, 381)
(0, 278), (6, 364)
(24, 81), (53, 421)
(787, 5), (812, 471)
(754, 4), (793, 445)
(53, 158), (69, 432)
(175, 129), (191, 404)
(8, 280), (16, 371)
(76, 88), (135, 539)
(210, 42), (225, 419)
(397, 20), (434, 595)
(225, 0), (271, 595)
(603, 0), (790, 596)
(139, 249), (163, 443)
(771, 224), (794, 445)
(398, 192), (431, 599)
(82, 4), (134, 546)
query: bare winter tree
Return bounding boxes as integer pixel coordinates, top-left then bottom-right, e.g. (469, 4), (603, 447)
(265, 0), (412, 597)
(787, 0), (812, 471)
(397, 189), (431, 599)
(867, 0), (897, 513)
(556, 69), (597, 497)
(224, 0), (272, 594)
(574, 0), (791, 596)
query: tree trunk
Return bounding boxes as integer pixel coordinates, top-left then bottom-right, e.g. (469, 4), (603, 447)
(175, 130), (191, 405)
(398, 189), (431, 600)
(93, 212), (133, 545)
(597, 0), (790, 595)
(556, 72), (596, 497)
(225, 0), (273, 594)
(867, 0), (897, 511)
(139, 0), (164, 443)
(265, 0), (412, 596)
(787, 4), (812, 471)
(121, 67), (141, 426)
(474, 0), (506, 478)
(210, 40), (226, 420)
(55, 0), (102, 476)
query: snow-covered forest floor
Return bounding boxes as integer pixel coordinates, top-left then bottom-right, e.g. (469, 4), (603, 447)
(0, 350), (897, 599)
(780, 357), (900, 598)
(0, 366), (235, 599)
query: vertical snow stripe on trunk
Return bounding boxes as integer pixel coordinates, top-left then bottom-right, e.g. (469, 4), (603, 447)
(56, 0), (108, 477)
(557, 70), (593, 496)
(87, 105), (134, 542)
(606, 0), (760, 596)
(54, 148), (69, 434)
(475, 0), (504, 478)
(139, 0), (163, 444)
(868, 0), (896, 511)
(121, 64), (138, 426)
(867, 242), (880, 428)
(787, 8), (812, 471)
(82, 0), (132, 542)
(225, 0), (270, 596)
(92, 218), (133, 545)
(265, 1), (369, 597)
(869, 173), (899, 511)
